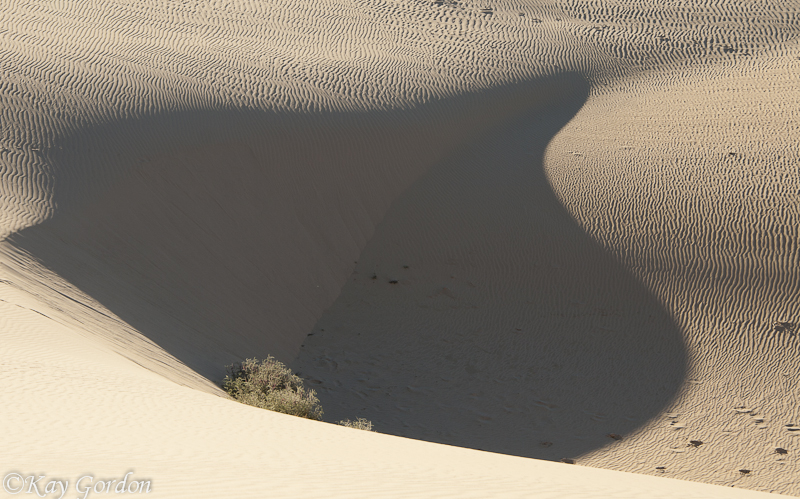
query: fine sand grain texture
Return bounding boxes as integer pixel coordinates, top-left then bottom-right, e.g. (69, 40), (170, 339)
(543, 43), (800, 489)
(1, 0), (799, 497)
(0, 281), (783, 498)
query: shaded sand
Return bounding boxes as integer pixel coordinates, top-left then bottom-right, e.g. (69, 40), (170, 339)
(1, 0), (799, 497)
(0, 282), (779, 498)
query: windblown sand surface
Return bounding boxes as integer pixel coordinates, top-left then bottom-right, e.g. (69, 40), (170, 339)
(1, 0), (799, 497)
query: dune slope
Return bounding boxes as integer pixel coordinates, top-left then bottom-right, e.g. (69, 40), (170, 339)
(1, 0), (799, 496)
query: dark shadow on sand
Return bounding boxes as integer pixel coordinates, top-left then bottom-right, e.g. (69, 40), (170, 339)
(292, 78), (688, 460)
(6, 72), (686, 459)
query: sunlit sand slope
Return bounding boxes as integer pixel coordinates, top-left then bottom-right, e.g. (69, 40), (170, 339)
(1, 0), (799, 497)
(0, 283), (780, 498)
(544, 42), (800, 490)
(294, 34), (800, 494)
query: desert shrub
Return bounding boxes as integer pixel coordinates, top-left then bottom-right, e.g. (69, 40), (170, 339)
(337, 417), (374, 431)
(223, 357), (323, 420)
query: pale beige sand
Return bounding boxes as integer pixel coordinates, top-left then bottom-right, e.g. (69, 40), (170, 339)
(0, 284), (783, 499)
(1, 0), (799, 497)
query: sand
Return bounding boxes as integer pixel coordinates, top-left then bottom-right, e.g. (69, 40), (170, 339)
(1, 0), (798, 497)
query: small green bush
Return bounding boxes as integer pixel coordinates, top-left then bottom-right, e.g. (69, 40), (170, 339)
(223, 357), (323, 420)
(337, 418), (374, 431)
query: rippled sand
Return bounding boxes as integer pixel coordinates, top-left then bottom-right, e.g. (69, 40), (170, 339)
(1, 1), (798, 497)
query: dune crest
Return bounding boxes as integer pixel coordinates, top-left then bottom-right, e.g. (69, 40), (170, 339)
(1, 0), (799, 496)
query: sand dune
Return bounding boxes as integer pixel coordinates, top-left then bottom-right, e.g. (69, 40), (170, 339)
(1, 0), (799, 497)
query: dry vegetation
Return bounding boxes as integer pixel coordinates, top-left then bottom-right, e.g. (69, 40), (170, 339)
(223, 357), (324, 420)
(223, 357), (373, 430)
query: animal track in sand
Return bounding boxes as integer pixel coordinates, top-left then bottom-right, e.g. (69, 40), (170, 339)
(773, 322), (796, 334)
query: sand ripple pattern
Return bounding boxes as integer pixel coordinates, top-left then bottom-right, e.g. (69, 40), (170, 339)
(560, 0), (799, 73)
(1, 0), (799, 496)
(1, 1), (797, 228)
(544, 42), (800, 493)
